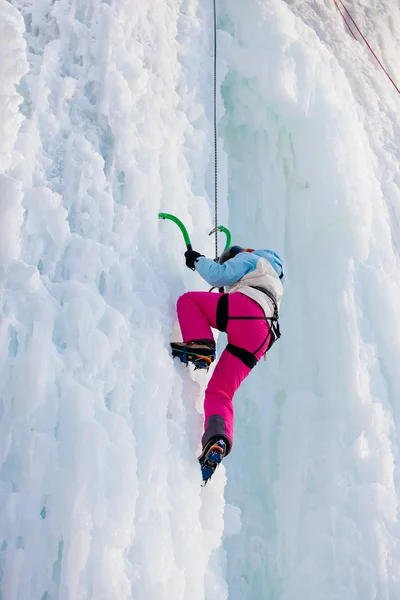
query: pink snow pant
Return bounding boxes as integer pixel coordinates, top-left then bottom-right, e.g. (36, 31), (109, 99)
(176, 291), (271, 455)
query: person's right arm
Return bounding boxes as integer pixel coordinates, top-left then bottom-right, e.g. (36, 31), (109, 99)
(194, 253), (258, 288)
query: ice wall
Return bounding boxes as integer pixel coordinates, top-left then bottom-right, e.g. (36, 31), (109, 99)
(0, 1), (228, 598)
(219, 0), (400, 598)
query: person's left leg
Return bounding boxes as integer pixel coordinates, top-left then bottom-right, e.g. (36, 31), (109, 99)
(174, 291), (270, 455)
(201, 292), (270, 455)
(201, 349), (252, 455)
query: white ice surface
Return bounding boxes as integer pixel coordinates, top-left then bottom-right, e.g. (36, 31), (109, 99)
(1, 0), (400, 598)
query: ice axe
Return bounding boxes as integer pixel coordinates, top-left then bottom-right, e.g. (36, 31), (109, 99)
(158, 213), (193, 250)
(158, 213), (231, 255)
(208, 225), (231, 254)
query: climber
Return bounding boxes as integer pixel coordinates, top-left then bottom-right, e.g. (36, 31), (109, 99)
(170, 244), (285, 483)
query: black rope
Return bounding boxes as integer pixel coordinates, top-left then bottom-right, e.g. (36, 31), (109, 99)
(213, 0), (218, 259)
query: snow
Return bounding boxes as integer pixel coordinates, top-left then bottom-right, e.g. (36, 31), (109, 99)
(1, 0), (400, 598)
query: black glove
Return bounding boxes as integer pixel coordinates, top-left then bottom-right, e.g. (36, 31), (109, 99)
(185, 250), (204, 270)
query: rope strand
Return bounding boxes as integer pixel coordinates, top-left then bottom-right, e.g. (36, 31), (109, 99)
(333, 0), (357, 40)
(213, 0), (218, 259)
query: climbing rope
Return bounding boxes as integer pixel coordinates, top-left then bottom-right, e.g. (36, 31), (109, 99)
(333, 0), (356, 40)
(334, 0), (400, 96)
(213, 0), (218, 259)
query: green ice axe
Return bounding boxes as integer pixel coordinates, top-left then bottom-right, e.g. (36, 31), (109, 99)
(158, 212), (232, 255)
(158, 213), (193, 250)
(209, 225), (231, 252)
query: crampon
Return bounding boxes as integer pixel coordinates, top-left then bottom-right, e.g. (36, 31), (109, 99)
(198, 439), (226, 485)
(170, 341), (216, 371)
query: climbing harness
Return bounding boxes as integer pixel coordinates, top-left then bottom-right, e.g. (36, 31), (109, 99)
(216, 287), (281, 369)
(251, 285), (282, 350)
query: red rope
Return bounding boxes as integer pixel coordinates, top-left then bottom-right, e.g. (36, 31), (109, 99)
(333, 0), (357, 40)
(335, 0), (400, 95)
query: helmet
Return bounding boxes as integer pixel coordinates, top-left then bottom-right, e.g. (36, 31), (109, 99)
(218, 245), (244, 264)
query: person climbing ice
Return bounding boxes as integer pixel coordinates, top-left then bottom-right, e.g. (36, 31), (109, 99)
(171, 244), (285, 484)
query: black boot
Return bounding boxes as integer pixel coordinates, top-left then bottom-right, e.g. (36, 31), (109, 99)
(198, 438), (227, 485)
